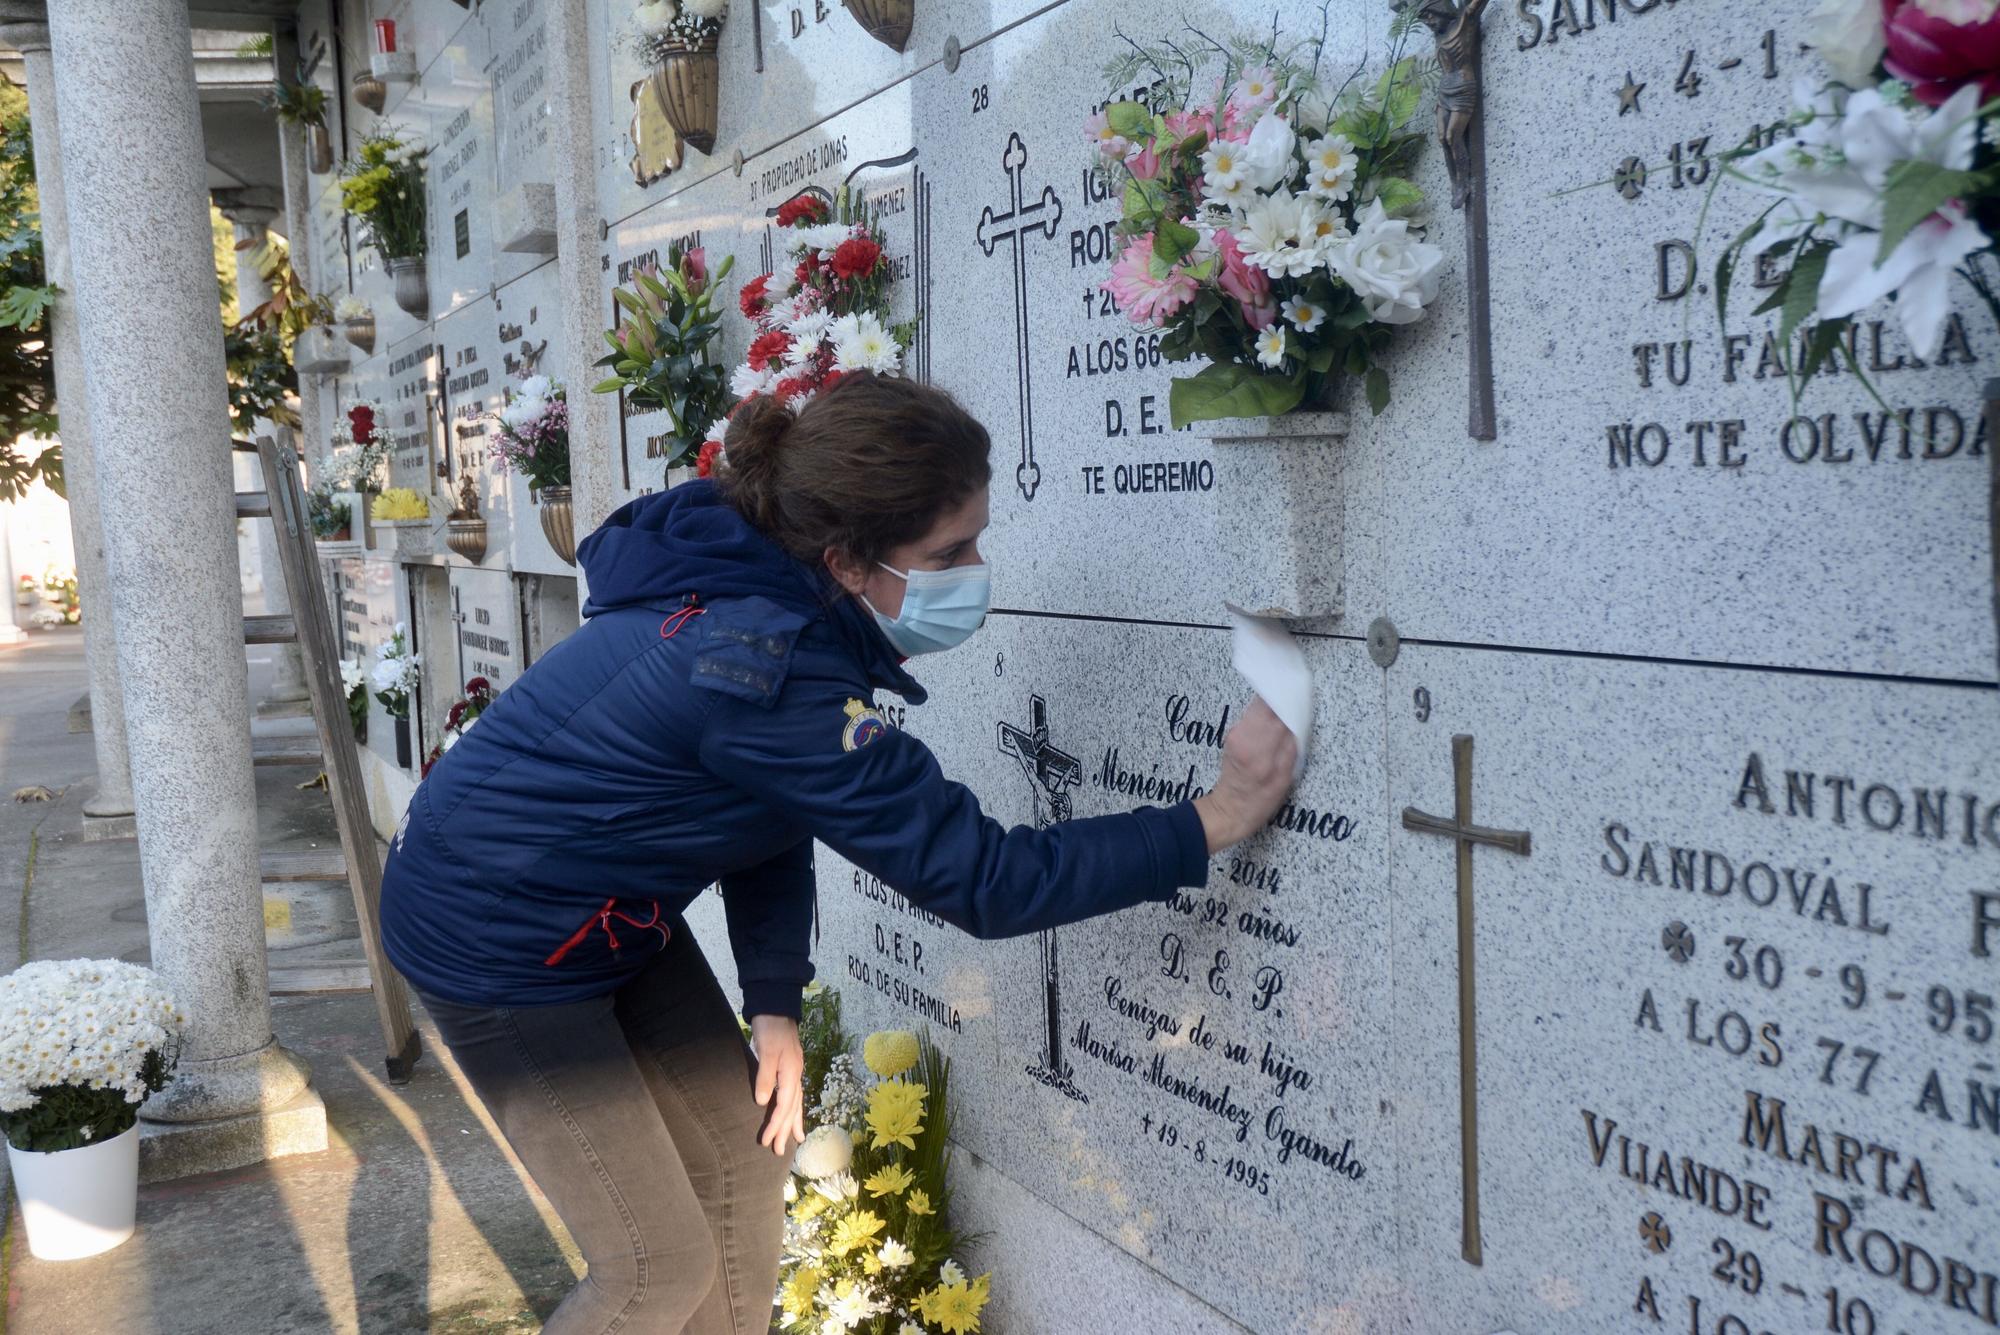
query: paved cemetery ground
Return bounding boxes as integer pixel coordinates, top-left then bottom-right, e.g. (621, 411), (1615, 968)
(0, 628), (580, 1334)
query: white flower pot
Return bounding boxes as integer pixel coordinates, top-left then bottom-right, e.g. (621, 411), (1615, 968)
(1206, 411), (1350, 620)
(8, 1124), (140, 1260)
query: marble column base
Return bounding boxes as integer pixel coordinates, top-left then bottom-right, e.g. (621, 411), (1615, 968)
(79, 810), (138, 842)
(138, 1084), (327, 1183)
(140, 1036), (312, 1127)
(67, 690), (91, 732)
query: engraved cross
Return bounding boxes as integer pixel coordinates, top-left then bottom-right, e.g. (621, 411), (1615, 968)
(976, 133), (1062, 502)
(1401, 733), (1530, 1266)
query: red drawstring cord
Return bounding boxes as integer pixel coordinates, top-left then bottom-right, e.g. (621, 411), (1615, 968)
(660, 597), (706, 639)
(544, 898), (672, 967)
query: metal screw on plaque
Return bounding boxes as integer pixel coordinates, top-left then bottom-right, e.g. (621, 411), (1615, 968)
(1367, 616), (1401, 668)
(943, 34), (961, 73)
(1662, 921), (1695, 964)
(732, 147), (745, 178)
(1640, 1212), (1672, 1254)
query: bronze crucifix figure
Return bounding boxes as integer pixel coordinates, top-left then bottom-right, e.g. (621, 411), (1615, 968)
(1400, 0), (1497, 440)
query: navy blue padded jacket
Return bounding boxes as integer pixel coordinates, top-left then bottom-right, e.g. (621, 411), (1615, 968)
(379, 480), (1212, 1018)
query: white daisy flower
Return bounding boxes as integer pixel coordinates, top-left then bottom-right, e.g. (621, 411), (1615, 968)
(730, 363), (777, 400)
(878, 1238), (915, 1268)
(833, 313), (901, 375)
(1297, 197), (1348, 259)
(1200, 140), (1251, 208)
(1303, 134), (1358, 202)
(1281, 295), (1326, 333)
(1239, 193), (1316, 279)
(1255, 325), (1287, 368)
(938, 1259), (966, 1287)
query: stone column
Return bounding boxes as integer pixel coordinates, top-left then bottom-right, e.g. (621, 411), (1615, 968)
(48, 0), (317, 1163)
(223, 204), (310, 712)
(543, 0), (617, 598)
(0, 18), (132, 816)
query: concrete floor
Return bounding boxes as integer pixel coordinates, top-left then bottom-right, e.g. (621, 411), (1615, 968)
(1, 627), (581, 1334)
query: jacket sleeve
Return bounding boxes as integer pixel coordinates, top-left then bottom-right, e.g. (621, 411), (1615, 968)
(719, 838), (818, 1021)
(696, 685), (1212, 940)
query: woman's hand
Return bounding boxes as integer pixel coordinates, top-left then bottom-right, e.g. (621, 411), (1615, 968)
(750, 1014), (807, 1157)
(1194, 695), (1298, 853)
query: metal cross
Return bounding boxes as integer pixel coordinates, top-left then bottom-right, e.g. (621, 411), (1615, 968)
(1400, 734), (1531, 1266)
(448, 584), (468, 687)
(976, 133), (1062, 501)
(998, 694), (1085, 1102)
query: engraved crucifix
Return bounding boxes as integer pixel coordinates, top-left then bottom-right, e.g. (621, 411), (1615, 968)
(998, 693), (1087, 1103)
(1400, 0), (1496, 440)
(976, 133), (1062, 501)
(1401, 733), (1530, 1266)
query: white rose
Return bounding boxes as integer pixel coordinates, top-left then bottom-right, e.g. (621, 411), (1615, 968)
(1805, 0), (1886, 85)
(517, 374), (554, 403)
(1331, 200), (1445, 326)
(1237, 111), (1297, 193)
(793, 1124), (853, 1178)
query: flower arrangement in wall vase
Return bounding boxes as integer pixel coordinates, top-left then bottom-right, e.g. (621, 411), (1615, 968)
(630, 0), (730, 155)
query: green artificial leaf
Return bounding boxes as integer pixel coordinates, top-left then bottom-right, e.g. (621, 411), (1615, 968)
(590, 377), (625, 394)
(1376, 59), (1423, 131)
(1779, 240), (1833, 350)
(1177, 130), (1210, 160)
(1365, 367), (1391, 416)
(612, 288), (650, 319)
(1304, 338), (1342, 374)
(1751, 282), (1789, 318)
(1154, 216), (1200, 267)
(1876, 161), (1978, 264)
(1798, 316), (1851, 384)
(1122, 177), (1169, 229)
(1168, 362), (1307, 429)
(1105, 101), (1154, 142)
(1370, 176), (1424, 218)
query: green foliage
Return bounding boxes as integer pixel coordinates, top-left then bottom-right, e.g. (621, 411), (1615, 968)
(225, 322), (300, 434)
(306, 488), (350, 539)
(592, 244), (735, 472)
(799, 984), (847, 1115)
(262, 79), (327, 129)
(1169, 361), (1307, 428)
(0, 1049), (173, 1153)
(0, 87), (58, 501)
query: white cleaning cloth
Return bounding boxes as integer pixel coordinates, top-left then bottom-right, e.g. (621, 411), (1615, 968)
(1225, 602), (1313, 783)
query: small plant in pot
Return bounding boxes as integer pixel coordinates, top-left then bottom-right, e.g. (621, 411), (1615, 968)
(339, 129), (431, 317)
(489, 375), (576, 565)
(0, 959), (184, 1261)
(336, 294), (377, 355)
(371, 624), (421, 768)
(592, 243), (733, 483)
(264, 77), (333, 174)
(628, 0), (730, 155)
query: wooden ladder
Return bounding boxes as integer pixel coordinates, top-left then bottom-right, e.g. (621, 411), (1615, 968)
(241, 435), (422, 1082)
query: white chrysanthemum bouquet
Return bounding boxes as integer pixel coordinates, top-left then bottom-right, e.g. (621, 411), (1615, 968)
(371, 622), (421, 721)
(775, 985), (993, 1335)
(0, 959), (183, 1153)
(708, 188), (913, 476)
(1094, 10), (1444, 425)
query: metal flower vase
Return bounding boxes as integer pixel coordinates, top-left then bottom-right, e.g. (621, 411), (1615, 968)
(445, 473), (488, 564)
(352, 70), (387, 114)
(1205, 412), (1350, 620)
(538, 485), (577, 566)
(647, 34), (720, 155)
(844, 0), (915, 51)
(306, 122), (333, 174)
(393, 716), (412, 769)
(387, 256), (429, 318)
(343, 314), (377, 355)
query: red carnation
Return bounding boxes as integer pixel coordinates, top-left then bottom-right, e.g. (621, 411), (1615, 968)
(464, 676), (491, 697)
(696, 438), (723, 477)
(446, 700), (466, 728)
(773, 374), (813, 402)
(747, 329), (793, 372)
(829, 236), (882, 281)
(1884, 0), (2000, 107)
(819, 369), (846, 393)
(775, 195), (829, 227)
(348, 404), (376, 445)
(739, 273), (771, 319)
(794, 259), (814, 286)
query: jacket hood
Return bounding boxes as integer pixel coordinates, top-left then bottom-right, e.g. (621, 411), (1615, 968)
(576, 480), (925, 702)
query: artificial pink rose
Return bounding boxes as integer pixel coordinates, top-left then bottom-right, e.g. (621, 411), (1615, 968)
(1214, 228), (1274, 329)
(1162, 109), (1213, 147)
(1126, 144), (1162, 181)
(1884, 0), (2000, 105)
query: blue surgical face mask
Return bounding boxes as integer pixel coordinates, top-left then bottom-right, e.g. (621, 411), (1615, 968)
(864, 559), (991, 656)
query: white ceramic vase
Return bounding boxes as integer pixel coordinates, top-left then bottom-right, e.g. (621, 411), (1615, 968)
(8, 1123), (140, 1260)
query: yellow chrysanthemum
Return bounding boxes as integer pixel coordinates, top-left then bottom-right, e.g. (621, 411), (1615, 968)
(779, 1263), (824, 1320)
(863, 1029), (920, 1078)
(866, 1080), (927, 1150)
(914, 1274), (992, 1335)
(863, 1253), (883, 1276)
(794, 1190), (831, 1221)
(827, 1209), (886, 1258)
(906, 1188), (935, 1216)
(864, 1164), (916, 1197)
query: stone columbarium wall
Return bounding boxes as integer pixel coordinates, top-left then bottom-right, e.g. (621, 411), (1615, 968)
(299, 0), (1999, 1330)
